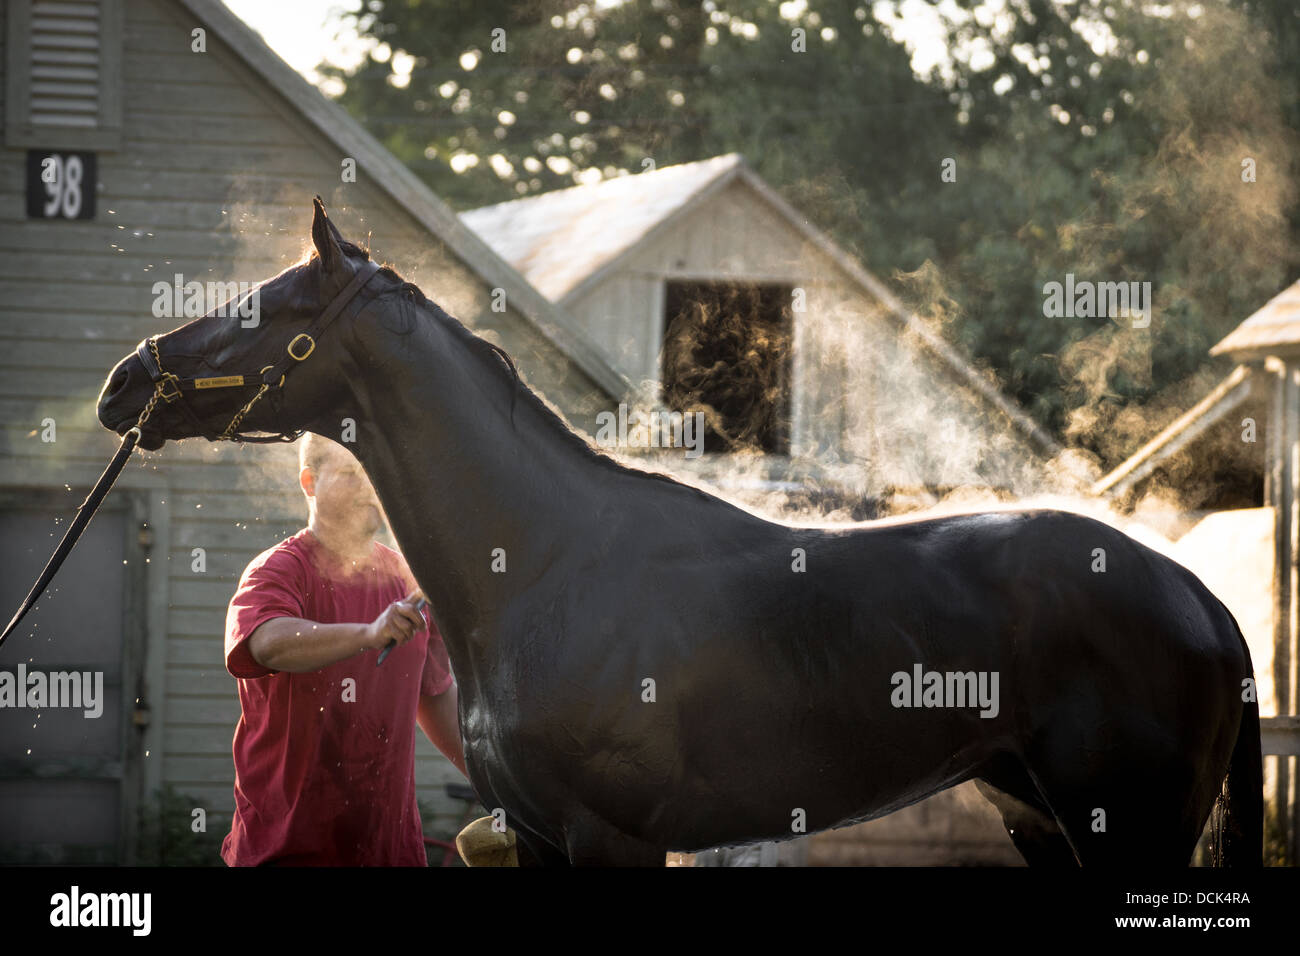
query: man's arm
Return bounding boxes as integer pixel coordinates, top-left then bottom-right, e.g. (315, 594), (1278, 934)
(247, 618), (375, 674)
(418, 682), (467, 778)
(247, 592), (425, 674)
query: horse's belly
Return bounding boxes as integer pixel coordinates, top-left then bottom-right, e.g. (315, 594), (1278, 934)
(515, 700), (985, 852)
(466, 629), (1006, 851)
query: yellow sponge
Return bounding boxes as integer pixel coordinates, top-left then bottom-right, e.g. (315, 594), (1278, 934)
(455, 816), (519, 867)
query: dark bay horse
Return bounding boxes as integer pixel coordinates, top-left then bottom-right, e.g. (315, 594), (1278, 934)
(97, 200), (1261, 866)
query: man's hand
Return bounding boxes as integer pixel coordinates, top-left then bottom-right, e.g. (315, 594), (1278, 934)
(247, 587), (428, 674)
(364, 587), (427, 652)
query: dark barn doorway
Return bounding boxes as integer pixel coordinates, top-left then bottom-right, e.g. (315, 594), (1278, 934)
(0, 490), (148, 864)
(661, 280), (794, 455)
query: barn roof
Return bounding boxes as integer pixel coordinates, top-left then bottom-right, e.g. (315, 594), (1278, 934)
(177, 0), (628, 398)
(1212, 278), (1300, 358)
(1097, 278), (1300, 499)
(1091, 364), (1259, 498)
(463, 154), (1064, 463)
(461, 154), (746, 303)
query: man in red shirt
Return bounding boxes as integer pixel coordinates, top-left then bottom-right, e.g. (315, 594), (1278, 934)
(221, 433), (466, 866)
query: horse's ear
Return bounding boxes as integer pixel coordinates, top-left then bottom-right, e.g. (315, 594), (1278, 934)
(311, 196), (342, 271)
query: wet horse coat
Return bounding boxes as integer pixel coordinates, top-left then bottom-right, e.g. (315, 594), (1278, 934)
(97, 201), (1261, 866)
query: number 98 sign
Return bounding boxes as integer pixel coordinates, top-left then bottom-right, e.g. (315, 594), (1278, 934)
(26, 150), (97, 220)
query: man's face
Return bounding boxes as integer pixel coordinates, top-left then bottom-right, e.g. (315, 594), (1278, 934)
(305, 449), (385, 538)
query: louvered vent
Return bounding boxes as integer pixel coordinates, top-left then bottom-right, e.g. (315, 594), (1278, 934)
(28, 1), (102, 129)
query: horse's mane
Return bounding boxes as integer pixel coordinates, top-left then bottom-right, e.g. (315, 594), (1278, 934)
(330, 239), (716, 500)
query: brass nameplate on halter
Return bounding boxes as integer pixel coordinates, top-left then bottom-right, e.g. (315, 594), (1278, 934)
(194, 375), (245, 389)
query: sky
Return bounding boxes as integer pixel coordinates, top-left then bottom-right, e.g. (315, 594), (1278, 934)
(221, 0), (368, 86)
(219, 0), (964, 91)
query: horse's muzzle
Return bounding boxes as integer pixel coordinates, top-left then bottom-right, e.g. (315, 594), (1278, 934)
(96, 352), (166, 449)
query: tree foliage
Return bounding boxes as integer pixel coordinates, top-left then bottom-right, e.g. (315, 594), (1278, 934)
(323, 0), (1299, 471)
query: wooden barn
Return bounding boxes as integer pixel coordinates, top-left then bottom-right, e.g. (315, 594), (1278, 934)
(462, 154), (1064, 515)
(0, 0), (620, 864)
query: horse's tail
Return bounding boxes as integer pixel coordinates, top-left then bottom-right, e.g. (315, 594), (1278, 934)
(1208, 608), (1263, 867)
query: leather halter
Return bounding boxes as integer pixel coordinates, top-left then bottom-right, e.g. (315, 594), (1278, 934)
(134, 259), (381, 443)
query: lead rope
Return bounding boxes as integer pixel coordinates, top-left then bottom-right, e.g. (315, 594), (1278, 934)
(0, 372), (172, 648)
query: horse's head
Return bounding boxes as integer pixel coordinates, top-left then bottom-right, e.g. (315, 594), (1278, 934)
(97, 198), (381, 450)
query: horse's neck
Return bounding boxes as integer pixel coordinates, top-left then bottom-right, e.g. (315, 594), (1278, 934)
(343, 317), (600, 657)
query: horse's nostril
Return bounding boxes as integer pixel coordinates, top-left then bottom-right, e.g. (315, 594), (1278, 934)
(105, 365), (128, 399)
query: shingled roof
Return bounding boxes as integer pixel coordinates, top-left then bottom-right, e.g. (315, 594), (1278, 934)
(1212, 278), (1300, 359)
(461, 154), (744, 303)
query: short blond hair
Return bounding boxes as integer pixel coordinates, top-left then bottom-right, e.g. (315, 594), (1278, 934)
(298, 432), (355, 482)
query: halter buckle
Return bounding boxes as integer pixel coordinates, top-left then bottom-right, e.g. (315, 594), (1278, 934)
(287, 333), (316, 361)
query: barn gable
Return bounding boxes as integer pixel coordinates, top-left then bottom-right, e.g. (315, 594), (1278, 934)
(464, 155), (1061, 501)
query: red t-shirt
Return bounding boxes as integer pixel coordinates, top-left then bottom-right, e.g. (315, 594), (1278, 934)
(220, 528), (453, 867)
